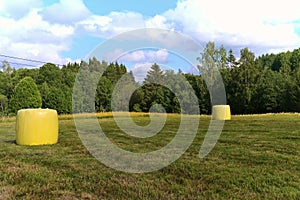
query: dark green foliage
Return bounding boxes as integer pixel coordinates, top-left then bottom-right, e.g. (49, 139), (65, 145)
(294, 68), (300, 111)
(61, 62), (80, 88)
(1, 45), (300, 115)
(96, 77), (113, 112)
(9, 76), (42, 113)
(290, 49), (300, 71)
(136, 64), (169, 112)
(184, 73), (210, 114)
(0, 94), (8, 116)
(41, 84), (72, 114)
(0, 62), (14, 100)
(38, 63), (73, 114)
(257, 53), (276, 70)
(227, 48), (260, 113)
(251, 69), (278, 113)
(72, 61), (100, 113)
(95, 61), (129, 112)
(111, 72), (137, 111)
(37, 63), (62, 86)
(0, 72), (8, 96)
(130, 64), (181, 113)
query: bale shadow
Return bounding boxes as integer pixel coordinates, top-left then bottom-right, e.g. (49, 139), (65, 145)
(4, 140), (17, 144)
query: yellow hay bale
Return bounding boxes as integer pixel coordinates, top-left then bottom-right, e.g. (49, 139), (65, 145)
(212, 105), (231, 120)
(16, 109), (58, 145)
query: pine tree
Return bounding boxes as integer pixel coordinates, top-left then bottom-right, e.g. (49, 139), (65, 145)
(144, 63), (165, 84)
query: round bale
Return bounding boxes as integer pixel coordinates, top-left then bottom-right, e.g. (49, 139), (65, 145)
(212, 105), (231, 120)
(16, 109), (58, 145)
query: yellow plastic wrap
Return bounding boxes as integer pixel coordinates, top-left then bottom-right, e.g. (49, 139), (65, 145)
(212, 105), (231, 120)
(16, 109), (58, 145)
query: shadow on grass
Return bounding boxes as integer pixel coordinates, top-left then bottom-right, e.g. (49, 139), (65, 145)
(4, 139), (16, 144)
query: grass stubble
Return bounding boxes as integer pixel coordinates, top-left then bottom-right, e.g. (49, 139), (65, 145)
(0, 113), (299, 199)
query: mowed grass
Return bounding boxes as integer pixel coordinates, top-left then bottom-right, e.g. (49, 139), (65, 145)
(0, 113), (299, 199)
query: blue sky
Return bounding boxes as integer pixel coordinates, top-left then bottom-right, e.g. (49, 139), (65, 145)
(1, 0), (300, 78)
(83, 0), (178, 16)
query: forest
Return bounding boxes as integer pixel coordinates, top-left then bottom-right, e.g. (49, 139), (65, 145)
(0, 42), (299, 116)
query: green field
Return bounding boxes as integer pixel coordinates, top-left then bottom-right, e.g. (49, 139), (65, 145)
(0, 113), (300, 199)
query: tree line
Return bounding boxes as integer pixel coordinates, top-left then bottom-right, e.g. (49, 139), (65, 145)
(0, 42), (299, 116)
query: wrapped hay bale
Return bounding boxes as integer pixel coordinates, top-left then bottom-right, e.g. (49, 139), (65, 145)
(212, 105), (231, 120)
(16, 109), (58, 145)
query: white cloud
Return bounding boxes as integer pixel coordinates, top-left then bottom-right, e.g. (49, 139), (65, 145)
(119, 50), (146, 62)
(77, 11), (146, 37)
(1, 0), (300, 70)
(48, 23), (74, 39)
(40, 0), (91, 24)
(0, 0), (42, 19)
(75, 0), (300, 56)
(118, 49), (169, 63)
(130, 63), (153, 82)
(145, 15), (174, 29)
(129, 62), (176, 82)
(100, 48), (170, 64)
(162, 0), (300, 55)
(148, 49), (169, 63)
(77, 15), (112, 32)
(0, 9), (74, 66)
(100, 48), (125, 63)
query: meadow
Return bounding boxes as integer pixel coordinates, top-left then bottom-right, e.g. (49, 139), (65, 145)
(0, 113), (299, 199)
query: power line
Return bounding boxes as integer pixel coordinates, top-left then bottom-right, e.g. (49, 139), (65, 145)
(0, 54), (63, 66)
(0, 60), (39, 68)
(0, 54), (47, 64)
